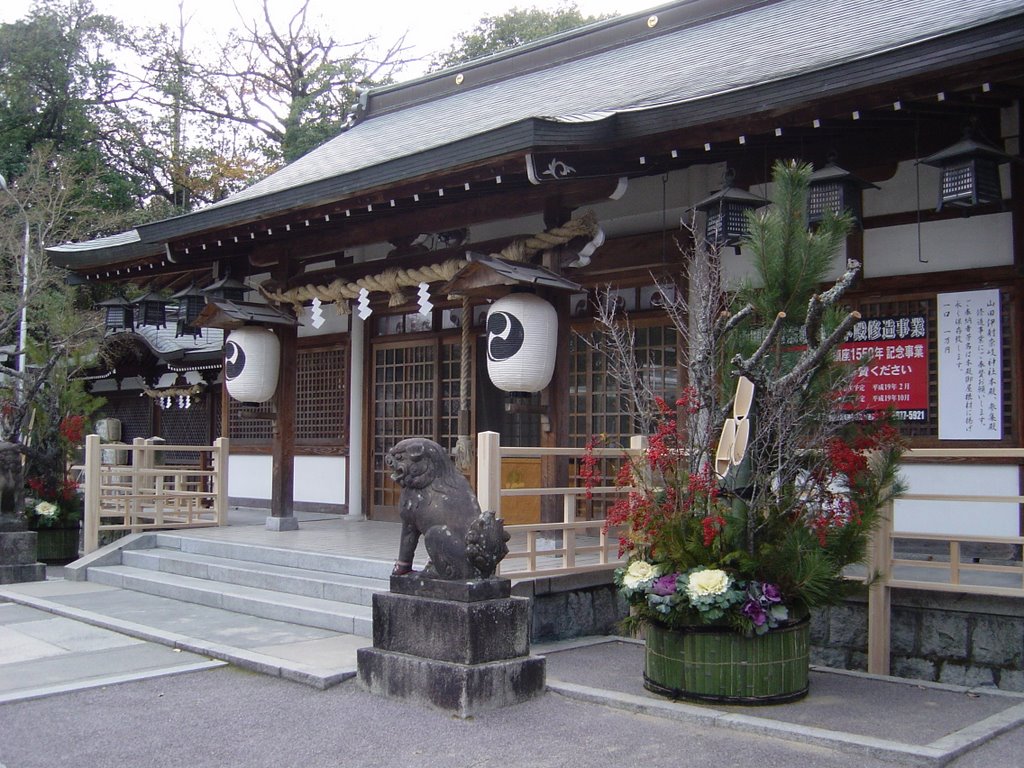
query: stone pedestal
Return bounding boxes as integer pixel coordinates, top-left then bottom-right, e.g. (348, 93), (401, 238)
(0, 529), (46, 584)
(357, 575), (545, 718)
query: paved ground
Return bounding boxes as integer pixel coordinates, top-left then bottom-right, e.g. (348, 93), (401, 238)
(3, 512), (1023, 768)
(4, 584), (1024, 767)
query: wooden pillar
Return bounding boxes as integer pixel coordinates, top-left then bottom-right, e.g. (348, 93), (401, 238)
(540, 288), (571, 524)
(267, 321), (298, 530)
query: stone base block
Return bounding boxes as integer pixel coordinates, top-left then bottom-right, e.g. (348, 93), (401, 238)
(372, 590), (531, 664)
(0, 530), (45, 584)
(1, 562), (46, 584)
(265, 515), (300, 531)
(391, 573), (511, 601)
(357, 647), (545, 718)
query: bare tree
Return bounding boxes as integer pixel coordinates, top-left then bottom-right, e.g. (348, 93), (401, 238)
(183, 0), (410, 164)
(0, 148), (107, 443)
(591, 160), (867, 538)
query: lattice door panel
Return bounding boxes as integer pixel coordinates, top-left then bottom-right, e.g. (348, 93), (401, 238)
(296, 345), (347, 443)
(159, 399), (211, 464)
(370, 342), (437, 517)
(568, 321), (679, 518)
(101, 394), (154, 445)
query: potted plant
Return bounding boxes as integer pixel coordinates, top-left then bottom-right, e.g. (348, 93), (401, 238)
(23, 414), (88, 563)
(589, 161), (905, 703)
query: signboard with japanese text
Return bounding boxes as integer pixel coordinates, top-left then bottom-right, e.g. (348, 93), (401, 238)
(938, 289), (1002, 440)
(835, 315), (929, 422)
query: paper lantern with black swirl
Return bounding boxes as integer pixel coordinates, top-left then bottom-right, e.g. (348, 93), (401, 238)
(224, 327), (280, 403)
(486, 293), (557, 393)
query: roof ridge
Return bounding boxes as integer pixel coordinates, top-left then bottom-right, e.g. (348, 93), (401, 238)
(360, 0), (783, 120)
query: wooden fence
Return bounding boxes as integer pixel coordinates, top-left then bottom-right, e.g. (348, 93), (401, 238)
(81, 434), (230, 554)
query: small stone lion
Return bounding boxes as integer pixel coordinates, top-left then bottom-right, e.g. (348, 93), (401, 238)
(386, 437), (508, 580)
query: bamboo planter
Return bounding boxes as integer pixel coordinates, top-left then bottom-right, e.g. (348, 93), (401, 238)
(644, 617), (810, 704)
(34, 525), (81, 564)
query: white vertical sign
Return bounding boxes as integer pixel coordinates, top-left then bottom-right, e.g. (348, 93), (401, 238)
(938, 289), (1001, 440)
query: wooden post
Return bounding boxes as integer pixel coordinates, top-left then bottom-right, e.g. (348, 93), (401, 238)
(213, 437), (229, 526)
(477, 430), (501, 516)
(268, 322), (298, 530)
(540, 289), (570, 523)
(867, 498), (893, 675)
(84, 434), (101, 554)
(563, 494), (577, 569)
(131, 438), (145, 533)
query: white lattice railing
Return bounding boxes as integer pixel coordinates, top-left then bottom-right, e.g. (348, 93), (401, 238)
(81, 434), (230, 554)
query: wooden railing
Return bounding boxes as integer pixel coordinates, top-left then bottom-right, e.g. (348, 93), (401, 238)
(866, 447), (1024, 675)
(476, 430), (642, 579)
(81, 434), (230, 554)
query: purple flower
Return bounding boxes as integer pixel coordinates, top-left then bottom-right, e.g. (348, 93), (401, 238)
(651, 573), (679, 596)
(742, 600), (767, 626)
(762, 583), (782, 604)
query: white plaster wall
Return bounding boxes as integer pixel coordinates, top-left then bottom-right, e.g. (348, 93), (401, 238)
(894, 464), (1019, 537)
(228, 454), (347, 505)
(863, 213), (1013, 278)
(229, 455), (272, 499)
(295, 456), (348, 505)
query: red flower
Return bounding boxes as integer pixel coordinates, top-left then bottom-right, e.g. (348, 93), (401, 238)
(60, 415), (86, 445)
(701, 515), (726, 546)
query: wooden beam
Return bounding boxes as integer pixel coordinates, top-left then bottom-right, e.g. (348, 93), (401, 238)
(242, 175), (626, 269)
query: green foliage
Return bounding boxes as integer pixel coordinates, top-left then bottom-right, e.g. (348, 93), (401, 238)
(429, 2), (610, 71)
(740, 160), (852, 326)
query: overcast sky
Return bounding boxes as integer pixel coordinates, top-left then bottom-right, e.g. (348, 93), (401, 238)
(1, 0), (664, 79)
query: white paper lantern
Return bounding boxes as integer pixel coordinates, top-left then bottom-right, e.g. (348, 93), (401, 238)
(224, 327), (280, 403)
(486, 293), (558, 393)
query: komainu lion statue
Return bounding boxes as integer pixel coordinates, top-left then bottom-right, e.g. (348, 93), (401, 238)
(386, 437), (509, 580)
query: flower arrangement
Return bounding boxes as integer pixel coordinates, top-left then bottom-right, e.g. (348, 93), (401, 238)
(23, 475), (82, 529)
(21, 414), (89, 531)
(603, 398), (904, 636)
(590, 161), (906, 639)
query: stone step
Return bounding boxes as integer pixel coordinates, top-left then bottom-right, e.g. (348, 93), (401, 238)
(121, 548), (388, 607)
(86, 564), (373, 636)
(153, 533), (395, 580)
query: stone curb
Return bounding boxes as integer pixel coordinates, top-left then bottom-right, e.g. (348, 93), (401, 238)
(0, 659), (226, 705)
(538, 637), (1024, 767)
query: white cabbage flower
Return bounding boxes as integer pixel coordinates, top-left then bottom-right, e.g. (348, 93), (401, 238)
(622, 560), (657, 589)
(35, 501), (59, 519)
(686, 568), (730, 598)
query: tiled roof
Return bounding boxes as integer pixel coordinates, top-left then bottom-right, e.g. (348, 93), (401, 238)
(52, 0), (1024, 261)
(211, 0), (1021, 206)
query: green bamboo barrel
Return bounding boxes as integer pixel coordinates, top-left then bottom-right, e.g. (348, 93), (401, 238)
(34, 526), (81, 564)
(644, 617), (809, 704)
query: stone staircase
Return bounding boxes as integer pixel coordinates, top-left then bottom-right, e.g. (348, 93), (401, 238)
(73, 532), (392, 637)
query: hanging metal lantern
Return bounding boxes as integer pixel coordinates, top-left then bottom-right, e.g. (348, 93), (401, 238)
(202, 275), (249, 303)
(224, 327), (280, 403)
(97, 296), (134, 333)
(807, 159), (877, 228)
(171, 284), (206, 338)
(133, 291), (169, 328)
(692, 170), (768, 249)
(486, 292), (558, 393)
(921, 134), (1009, 211)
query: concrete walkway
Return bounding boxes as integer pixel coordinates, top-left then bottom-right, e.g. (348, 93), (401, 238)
(4, 510), (1024, 766)
(4, 578), (1024, 766)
